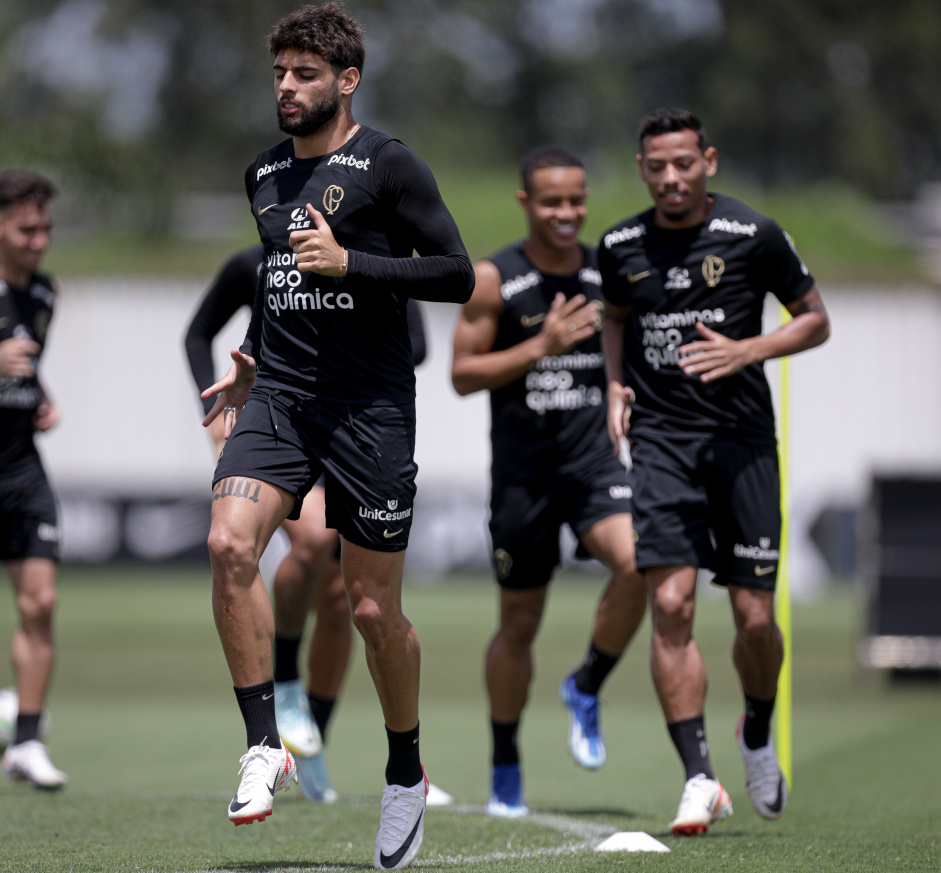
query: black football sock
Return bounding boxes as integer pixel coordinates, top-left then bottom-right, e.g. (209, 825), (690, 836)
(667, 715), (716, 781)
(273, 635), (302, 683)
(574, 640), (621, 695)
(742, 693), (776, 750)
(491, 718), (521, 767)
(14, 713), (42, 745)
(307, 692), (336, 742)
(385, 723), (422, 787)
(234, 681), (282, 750)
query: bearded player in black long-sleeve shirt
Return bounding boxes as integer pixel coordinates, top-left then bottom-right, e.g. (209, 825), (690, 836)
(200, 5), (473, 868)
(184, 245), (430, 807)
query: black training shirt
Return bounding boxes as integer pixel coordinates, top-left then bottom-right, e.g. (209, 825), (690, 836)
(184, 244), (430, 416)
(0, 274), (55, 471)
(487, 242), (612, 484)
(599, 193), (814, 445)
(242, 125), (472, 406)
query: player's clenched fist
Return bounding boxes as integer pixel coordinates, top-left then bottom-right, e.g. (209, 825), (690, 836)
(289, 204), (347, 277)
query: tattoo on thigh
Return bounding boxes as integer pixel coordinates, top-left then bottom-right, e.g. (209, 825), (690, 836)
(213, 477), (261, 504)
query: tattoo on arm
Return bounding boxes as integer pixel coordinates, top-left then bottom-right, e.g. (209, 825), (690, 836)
(212, 477), (261, 503)
(789, 288), (825, 316)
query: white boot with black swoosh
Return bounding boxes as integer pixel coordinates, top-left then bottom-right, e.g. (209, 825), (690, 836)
(227, 739), (297, 825)
(373, 767), (428, 869)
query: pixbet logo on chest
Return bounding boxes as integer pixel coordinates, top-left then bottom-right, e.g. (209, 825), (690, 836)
(328, 153), (371, 170)
(256, 158), (292, 180)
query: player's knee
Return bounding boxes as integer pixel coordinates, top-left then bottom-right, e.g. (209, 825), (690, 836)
(651, 585), (694, 633)
(287, 531), (335, 575)
(207, 522), (255, 574)
(351, 598), (409, 658)
(610, 565), (646, 602)
(320, 585), (351, 625)
(349, 595), (386, 640)
(499, 604), (542, 647)
(17, 585), (57, 627)
(735, 608), (776, 643)
(731, 589), (776, 641)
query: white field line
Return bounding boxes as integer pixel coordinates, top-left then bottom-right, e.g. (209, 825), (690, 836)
(414, 803), (619, 867)
(182, 804), (621, 872)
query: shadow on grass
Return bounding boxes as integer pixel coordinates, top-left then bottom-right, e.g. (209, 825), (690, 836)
(215, 861), (373, 871)
(540, 805), (638, 818)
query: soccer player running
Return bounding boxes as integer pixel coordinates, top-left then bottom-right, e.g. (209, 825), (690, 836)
(185, 246), (432, 805)
(0, 171), (67, 789)
(451, 147), (646, 817)
(599, 107), (830, 835)
(201, 4), (473, 869)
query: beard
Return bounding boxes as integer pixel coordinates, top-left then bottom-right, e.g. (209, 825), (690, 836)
(277, 81), (341, 137)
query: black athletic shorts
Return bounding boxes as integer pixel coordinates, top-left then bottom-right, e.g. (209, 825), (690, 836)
(489, 458), (633, 590)
(629, 435), (781, 591)
(0, 456), (61, 563)
(213, 388), (417, 552)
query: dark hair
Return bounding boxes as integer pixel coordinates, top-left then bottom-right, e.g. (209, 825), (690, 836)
(520, 146), (584, 193)
(0, 171), (56, 212)
(268, 2), (365, 74)
(638, 107), (709, 153)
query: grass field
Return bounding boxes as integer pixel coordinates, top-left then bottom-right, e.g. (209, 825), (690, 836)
(1, 567), (939, 872)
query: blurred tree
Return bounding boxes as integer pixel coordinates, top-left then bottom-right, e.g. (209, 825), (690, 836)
(692, 0), (941, 197)
(0, 0), (939, 238)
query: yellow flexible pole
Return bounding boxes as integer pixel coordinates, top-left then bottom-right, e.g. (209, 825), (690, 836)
(776, 306), (793, 788)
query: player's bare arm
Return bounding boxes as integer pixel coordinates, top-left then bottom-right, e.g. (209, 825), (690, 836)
(290, 204), (346, 277)
(679, 284), (830, 383)
(602, 302), (634, 452)
(201, 348), (257, 437)
(452, 261), (599, 396)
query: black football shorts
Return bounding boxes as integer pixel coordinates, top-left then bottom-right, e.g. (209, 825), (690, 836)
(489, 457), (633, 590)
(629, 435), (781, 591)
(213, 387), (417, 552)
(0, 458), (61, 563)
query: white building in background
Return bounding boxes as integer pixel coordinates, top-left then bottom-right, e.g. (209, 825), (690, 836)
(36, 280), (941, 596)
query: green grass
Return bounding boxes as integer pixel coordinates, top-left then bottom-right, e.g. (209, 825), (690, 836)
(1, 567), (939, 871)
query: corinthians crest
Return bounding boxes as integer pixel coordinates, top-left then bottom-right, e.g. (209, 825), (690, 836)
(323, 185), (344, 215)
(494, 549), (513, 580)
(702, 254), (725, 287)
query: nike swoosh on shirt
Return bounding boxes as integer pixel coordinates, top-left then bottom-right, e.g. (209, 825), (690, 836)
(258, 202), (278, 215)
(378, 811), (423, 869)
(520, 312), (546, 328)
(383, 528), (404, 539)
(754, 566), (776, 576)
(628, 270), (651, 283)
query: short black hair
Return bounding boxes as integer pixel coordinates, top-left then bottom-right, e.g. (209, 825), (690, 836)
(0, 171), (56, 212)
(268, 2), (365, 74)
(520, 146), (584, 194)
(638, 107), (709, 154)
